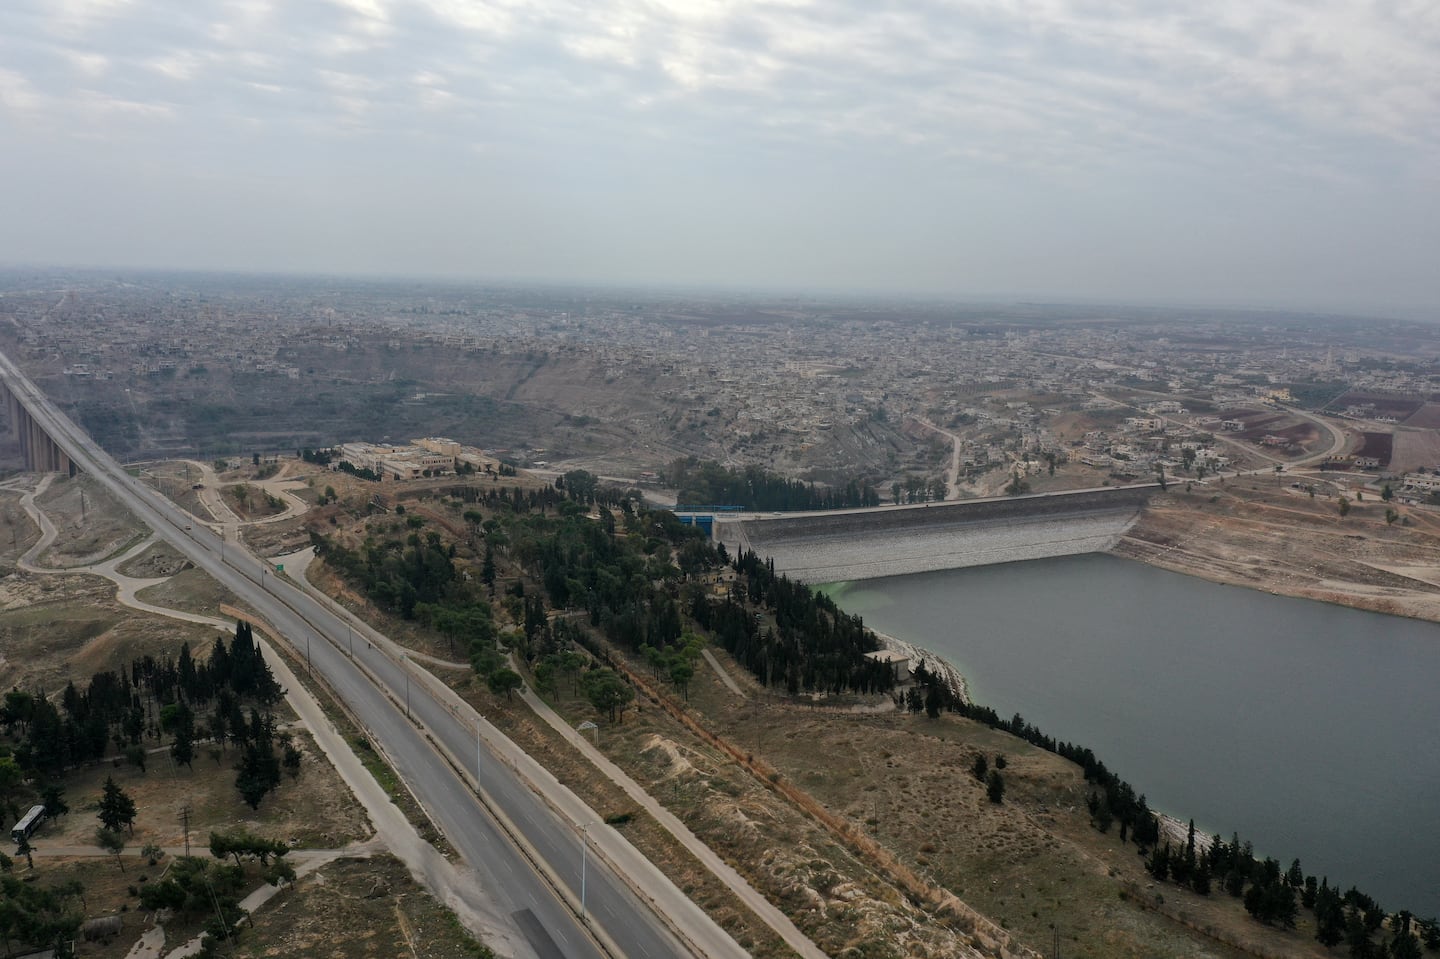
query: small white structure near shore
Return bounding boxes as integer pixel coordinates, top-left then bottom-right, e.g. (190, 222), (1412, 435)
(865, 649), (912, 683)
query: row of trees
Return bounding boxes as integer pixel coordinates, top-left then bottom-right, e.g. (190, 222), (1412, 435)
(336, 460), (381, 481)
(330, 489), (888, 726)
(705, 550), (899, 696)
(1147, 825), (1438, 954)
(0, 619), (280, 783)
(434, 478), (551, 512)
(492, 498), (898, 700)
(314, 527), (466, 622)
(896, 660), (1437, 955)
(892, 475), (949, 505)
(310, 526), (504, 691)
(1, 622), (296, 815)
(667, 457), (882, 511)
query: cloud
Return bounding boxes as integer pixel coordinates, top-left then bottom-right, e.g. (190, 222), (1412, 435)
(147, 52), (201, 81)
(0, 0), (1435, 308)
(0, 68), (43, 112)
(63, 49), (109, 77)
(5, 0), (1435, 171)
(45, 0), (134, 35)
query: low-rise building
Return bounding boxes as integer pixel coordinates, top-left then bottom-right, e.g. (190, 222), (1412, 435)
(340, 441), (453, 478)
(414, 436), (462, 458)
(865, 650), (911, 683)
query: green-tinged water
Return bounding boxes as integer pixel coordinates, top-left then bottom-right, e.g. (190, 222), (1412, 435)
(824, 553), (1440, 914)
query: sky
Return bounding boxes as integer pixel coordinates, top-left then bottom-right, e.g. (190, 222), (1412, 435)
(1, 0), (1437, 315)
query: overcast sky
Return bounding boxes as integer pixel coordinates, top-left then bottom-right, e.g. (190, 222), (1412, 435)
(2, 1), (1437, 314)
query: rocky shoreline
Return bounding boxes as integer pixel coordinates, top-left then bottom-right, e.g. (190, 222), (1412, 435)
(871, 630), (971, 704)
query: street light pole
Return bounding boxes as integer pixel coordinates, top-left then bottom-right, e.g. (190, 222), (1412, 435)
(403, 655), (410, 719)
(305, 633), (311, 675)
(580, 820), (599, 921)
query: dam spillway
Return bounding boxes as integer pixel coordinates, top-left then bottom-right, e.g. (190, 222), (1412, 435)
(712, 486), (1153, 583)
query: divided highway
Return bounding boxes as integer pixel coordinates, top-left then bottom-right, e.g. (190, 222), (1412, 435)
(0, 351), (717, 959)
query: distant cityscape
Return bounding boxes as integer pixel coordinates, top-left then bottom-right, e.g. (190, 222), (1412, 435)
(2, 268), (1439, 500)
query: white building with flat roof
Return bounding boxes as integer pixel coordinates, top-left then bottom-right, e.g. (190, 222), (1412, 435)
(865, 650), (912, 683)
(340, 442), (453, 478)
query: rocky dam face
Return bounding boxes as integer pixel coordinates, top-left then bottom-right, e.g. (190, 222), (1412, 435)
(712, 487), (1152, 584)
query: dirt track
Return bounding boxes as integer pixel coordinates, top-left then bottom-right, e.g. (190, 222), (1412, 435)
(1115, 483), (1440, 622)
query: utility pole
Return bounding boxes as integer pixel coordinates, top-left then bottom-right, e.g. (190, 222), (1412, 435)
(201, 866), (238, 953)
(179, 803), (192, 858)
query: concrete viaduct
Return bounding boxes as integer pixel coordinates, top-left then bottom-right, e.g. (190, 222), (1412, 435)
(1, 377), (78, 475)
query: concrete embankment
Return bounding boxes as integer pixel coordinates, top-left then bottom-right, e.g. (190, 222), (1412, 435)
(715, 487), (1152, 584)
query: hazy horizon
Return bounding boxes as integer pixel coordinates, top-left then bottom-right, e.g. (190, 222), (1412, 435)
(3, 2), (1436, 318)
(5, 259), (1436, 326)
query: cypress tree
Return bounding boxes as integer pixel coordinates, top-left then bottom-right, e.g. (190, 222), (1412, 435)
(986, 770), (1005, 804)
(97, 777), (137, 834)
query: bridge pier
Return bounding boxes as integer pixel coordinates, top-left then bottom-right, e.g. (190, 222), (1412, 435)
(1, 380), (78, 476)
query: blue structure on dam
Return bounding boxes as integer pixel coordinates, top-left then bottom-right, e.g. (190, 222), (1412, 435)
(673, 505), (745, 536)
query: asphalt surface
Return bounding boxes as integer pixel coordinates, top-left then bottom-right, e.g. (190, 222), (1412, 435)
(0, 351), (693, 959)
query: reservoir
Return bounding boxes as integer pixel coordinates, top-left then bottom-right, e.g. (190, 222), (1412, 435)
(826, 553), (1440, 914)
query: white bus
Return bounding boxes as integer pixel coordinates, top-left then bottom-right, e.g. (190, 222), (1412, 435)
(11, 804), (46, 845)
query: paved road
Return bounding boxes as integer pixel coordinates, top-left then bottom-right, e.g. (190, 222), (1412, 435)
(684, 480), (1160, 524)
(516, 678), (829, 959)
(12, 487), (534, 953)
(0, 351), (720, 959)
(1281, 404), (1350, 464)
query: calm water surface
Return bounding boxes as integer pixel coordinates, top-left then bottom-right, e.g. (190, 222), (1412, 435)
(826, 553), (1440, 914)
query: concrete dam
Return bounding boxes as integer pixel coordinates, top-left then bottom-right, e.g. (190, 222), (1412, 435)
(711, 486), (1153, 584)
